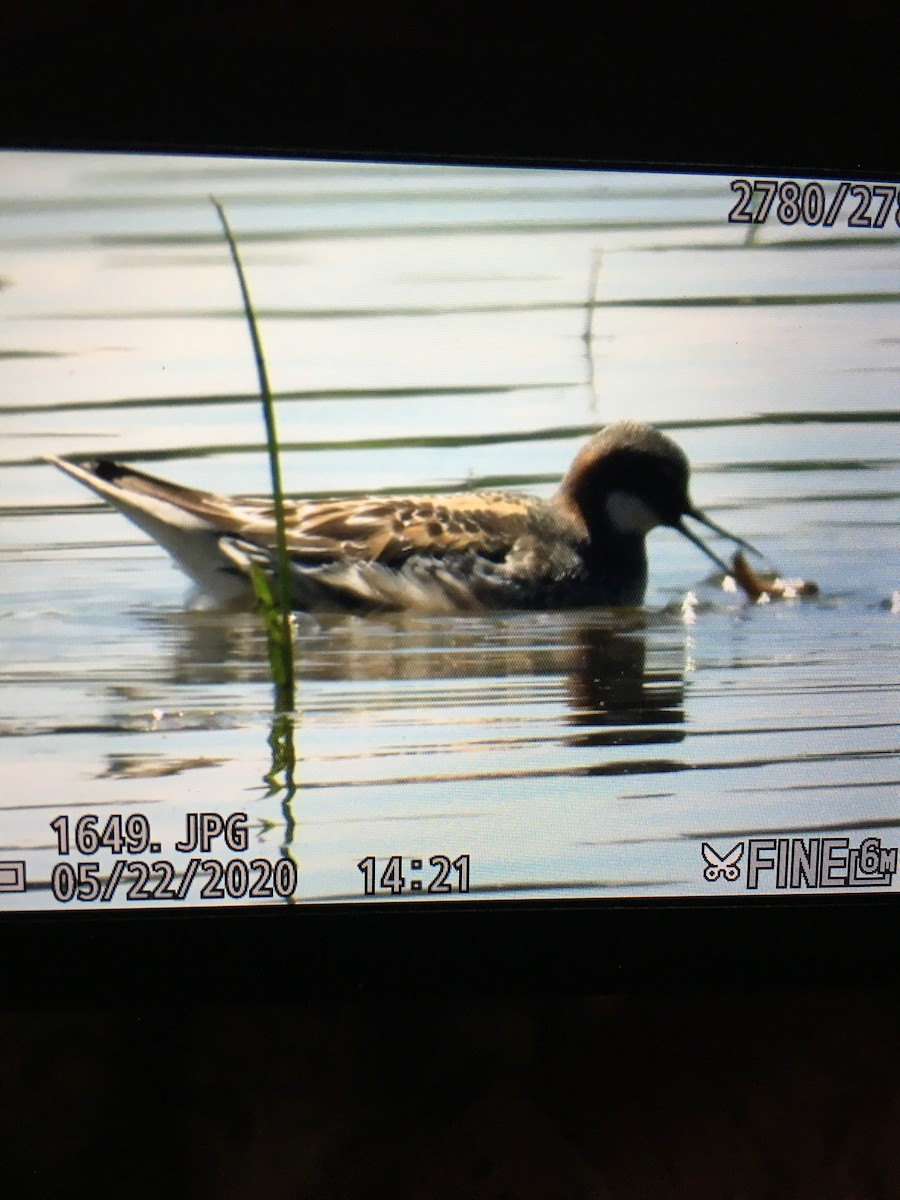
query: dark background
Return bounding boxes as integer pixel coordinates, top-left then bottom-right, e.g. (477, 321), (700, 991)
(2, 2), (899, 1196)
(2, 0), (898, 174)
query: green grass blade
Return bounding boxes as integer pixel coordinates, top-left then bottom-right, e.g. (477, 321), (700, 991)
(212, 198), (296, 710)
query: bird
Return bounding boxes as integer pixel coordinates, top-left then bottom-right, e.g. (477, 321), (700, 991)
(47, 421), (758, 613)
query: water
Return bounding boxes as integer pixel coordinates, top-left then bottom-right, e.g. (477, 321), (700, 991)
(1, 152), (898, 910)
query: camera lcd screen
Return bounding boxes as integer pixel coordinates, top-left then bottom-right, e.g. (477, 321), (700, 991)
(2, 151), (898, 915)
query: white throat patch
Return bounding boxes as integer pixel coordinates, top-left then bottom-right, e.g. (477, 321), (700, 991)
(605, 490), (660, 535)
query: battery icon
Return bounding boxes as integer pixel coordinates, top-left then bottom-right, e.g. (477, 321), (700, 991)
(0, 862), (26, 892)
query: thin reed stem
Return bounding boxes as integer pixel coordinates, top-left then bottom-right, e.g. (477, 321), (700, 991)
(212, 198), (295, 709)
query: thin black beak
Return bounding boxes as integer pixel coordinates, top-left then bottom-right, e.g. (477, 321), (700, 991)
(674, 518), (732, 575)
(687, 507), (762, 559)
(674, 507), (763, 577)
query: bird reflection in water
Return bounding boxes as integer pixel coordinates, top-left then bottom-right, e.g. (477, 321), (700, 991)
(131, 606), (686, 757)
(563, 621), (685, 752)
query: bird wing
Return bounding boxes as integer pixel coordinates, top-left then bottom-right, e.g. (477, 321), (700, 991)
(46, 457), (541, 565)
(279, 493), (540, 565)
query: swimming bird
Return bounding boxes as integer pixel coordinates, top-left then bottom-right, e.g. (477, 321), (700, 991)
(47, 422), (758, 613)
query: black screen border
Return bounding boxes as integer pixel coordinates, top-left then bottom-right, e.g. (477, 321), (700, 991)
(4, 894), (899, 1006)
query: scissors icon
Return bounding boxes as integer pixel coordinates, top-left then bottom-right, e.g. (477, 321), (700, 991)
(702, 841), (744, 882)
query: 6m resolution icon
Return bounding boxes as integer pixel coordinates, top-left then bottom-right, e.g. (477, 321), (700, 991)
(702, 836), (898, 891)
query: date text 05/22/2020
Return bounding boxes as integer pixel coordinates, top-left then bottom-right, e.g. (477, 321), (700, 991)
(46, 811), (295, 903)
(38, 812), (471, 903)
